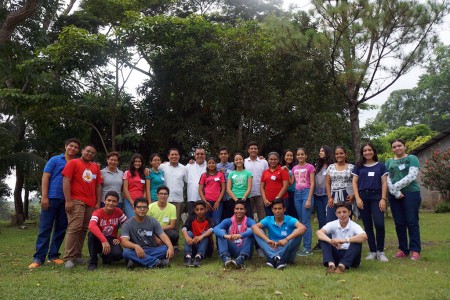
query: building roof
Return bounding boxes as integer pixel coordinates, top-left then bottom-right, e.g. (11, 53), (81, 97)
(410, 127), (450, 155)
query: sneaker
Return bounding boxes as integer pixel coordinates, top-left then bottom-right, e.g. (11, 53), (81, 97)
(297, 248), (313, 257)
(313, 243), (321, 251)
(102, 258), (111, 265)
(256, 248), (264, 258)
(266, 259), (275, 268)
(376, 251), (389, 262)
(184, 256), (193, 267)
(28, 261), (41, 269)
(393, 250), (408, 259)
(221, 255), (233, 268)
(154, 258), (170, 268)
(126, 259), (134, 269)
(73, 257), (86, 264)
(410, 251), (420, 261)
(192, 255), (202, 268)
(64, 260), (75, 269)
(276, 259), (286, 270)
(233, 255), (245, 269)
(334, 264), (345, 274)
(87, 263), (97, 271)
(47, 258), (64, 265)
(273, 256), (281, 269)
(365, 252), (377, 260)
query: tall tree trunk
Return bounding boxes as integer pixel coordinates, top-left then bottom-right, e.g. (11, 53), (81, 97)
(13, 169), (25, 225)
(24, 186), (30, 220)
(349, 101), (361, 161)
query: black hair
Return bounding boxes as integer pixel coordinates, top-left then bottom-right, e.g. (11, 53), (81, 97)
(234, 199), (246, 208)
(129, 153), (145, 179)
(233, 152), (246, 169)
(134, 197), (149, 208)
(149, 153), (162, 163)
(335, 146), (348, 163)
(281, 149), (297, 169)
(315, 145), (335, 173)
(246, 141), (258, 150)
(334, 201), (351, 211)
(104, 191), (120, 201)
(194, 200), (206, 208)
(356, 142), (379, 167)
(65, 138), (81, 148)
(157, 186), (170, 195)
(219, 147), (229, 153)
(271, 198), (285, 208)
(107, 151), (120, 160)
(390, 139), (406, 146)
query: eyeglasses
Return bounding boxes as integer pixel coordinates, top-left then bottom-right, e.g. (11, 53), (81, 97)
(135, 206), (148, 210)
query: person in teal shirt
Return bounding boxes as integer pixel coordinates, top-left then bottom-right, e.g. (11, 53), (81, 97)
(146, 154), (165, 202)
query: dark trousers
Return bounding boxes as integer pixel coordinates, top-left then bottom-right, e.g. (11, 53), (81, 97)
(359, 190), (385, 252)
(88, 233), (123, 265)
(321, 240), (362, 269)
(164, 229), (179, 247)
(221, 200), (235, 220)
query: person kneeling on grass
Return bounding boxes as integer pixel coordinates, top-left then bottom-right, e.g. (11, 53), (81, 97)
(214, 200), (256, 269)
(251, 198), (306, 270)
(87, 191), (127, 271)
(183, 201), (214, 268)
(120, 197), (174, 269)
(316, 202), (367, 274)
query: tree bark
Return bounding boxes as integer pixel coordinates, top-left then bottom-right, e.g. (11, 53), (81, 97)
(13, 168), (25, 225)
(0, 0), (38, 46)
(24, 186), (30, 220)
(349, 100), (361, 161)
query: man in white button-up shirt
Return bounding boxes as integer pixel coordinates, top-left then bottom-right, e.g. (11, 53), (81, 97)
(186, 147), (206, 215)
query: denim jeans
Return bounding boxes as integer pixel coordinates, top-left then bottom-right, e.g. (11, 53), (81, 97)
(123, 245), (168, 268)
(326, 190), (349, 223)
(314, 194), (328, 229)
(88, 233), (123, 264)
(294, 189), (314, 250)
(206, 200), (223, 226)
(359, 190), (385, 252)
(254, 230), (301, 264)
(183, 231), (209, 257)
(216, 229), (255, 258)
(321, 240), (362, 269)
(123, 199), (135, 218)
(33, 198), (67, 263)
(287, 191), (298, 219)
(389, 191), (421, 254)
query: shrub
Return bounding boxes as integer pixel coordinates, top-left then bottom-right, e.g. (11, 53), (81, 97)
(435, 201), (450, 213)
(421, 148), (450, 202)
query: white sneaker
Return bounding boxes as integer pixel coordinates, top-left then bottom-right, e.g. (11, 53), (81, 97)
(64, 260), (75, 269)
(377, 251), (389, 262)
(256, 249), (265, 258)
(365, 252), (377, 260)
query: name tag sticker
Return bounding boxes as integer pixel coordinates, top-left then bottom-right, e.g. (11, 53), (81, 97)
(161, 177), (165, 181)
(368, 172), (375, 177)
(322, 171), (327, 176)
(163, 217), (169, 223)
(281, 230), (287, 236)
(140, 179), (145, 183)
(398, 164), (406, 170)
(214, 177), (220, 182)
(234, 238), (243, 244)
(146, 230), (153, 237)
(92, 174), (97, 179)
(232, 175), (237, 179)
(300, 169), (306, 173)
(271, 175), (276, 180)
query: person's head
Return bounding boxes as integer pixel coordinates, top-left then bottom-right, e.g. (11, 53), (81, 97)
(334, 146), (348, 163)
(168, 148), (180, 164)
(64, 138), (81, 156)
(234, 200), (246, 218)
(133, 197), (149, 216)
(246, 141), (259, 158)
(391, 139), (407, 157)
(194, 147), (206, 165)
(156, 186), (170, 202)
(271, 198), (286, 218)
(357, 142), (378, 166)
(149, 153), (163, 169)
(206, 157), (217, 172)
(281, 149), (295, 168)
(129, 153), (145, 177)
(104, 191), (119, 210)
(296, 147), (308, 163)
(194, 200), (207, 218)
(233, 152), (245, 169)
(218, 147), (229, 164)
(316, 145), (334, 172)
(267, 152), (280, 168)
(334, 202), (351, 222)
(107, 151), (120, 169)
(81, 145), (96, 161)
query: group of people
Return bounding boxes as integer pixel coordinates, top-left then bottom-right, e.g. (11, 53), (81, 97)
(28, 138), (422, 273)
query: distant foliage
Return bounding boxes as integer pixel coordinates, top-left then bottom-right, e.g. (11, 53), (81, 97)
(421, 148), (450, 202)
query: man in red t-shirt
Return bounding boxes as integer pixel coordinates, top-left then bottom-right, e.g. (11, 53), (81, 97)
(62, 145), (103, 269)
(87, 191), (127, 270)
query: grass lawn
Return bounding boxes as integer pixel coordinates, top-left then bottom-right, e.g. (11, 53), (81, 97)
(0, 212), (449, 300)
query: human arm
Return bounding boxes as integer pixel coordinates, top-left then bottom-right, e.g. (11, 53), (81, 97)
(326, 173), (333, 208)
(41, 172), (51, 210)
(122, 174), (134, 206)
(243, 176), (252, 199)
(214, 180), (226, 209)
(393, 166), (419, 191)
(145, 178), (151, 201)
(192, 228), (213, 244)
(305, 171), (314, 209)
(95, 183), (102, 209)
(387, 175), (402, 198)
(158, 232), (174, 259)
(251, 223), (276, 248)
(352, 175), (363, 209)
(63, 176), (73, 213)
(260, 181), (270, 207)
(120, 237), (145, 258)
(162, 218), (176, 231)
(379, 175), (388, 212)
(227, 178), (238, 201)
(276, 221), (306, 247)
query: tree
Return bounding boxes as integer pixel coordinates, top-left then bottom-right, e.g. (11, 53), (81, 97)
(308, 0), (447, 158)
(0, 0), (38, 45)
(421, 148), (450, 202)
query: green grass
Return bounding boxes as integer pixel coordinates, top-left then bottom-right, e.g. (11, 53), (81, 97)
(0, 212), (449, 300)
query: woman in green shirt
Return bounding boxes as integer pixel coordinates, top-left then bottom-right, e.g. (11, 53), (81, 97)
(227, 153), (253, 218)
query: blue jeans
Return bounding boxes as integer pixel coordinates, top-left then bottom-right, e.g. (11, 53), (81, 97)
(287, 191), (298, 219)
(123, 199), (135, 218)
(321, 240), (362, 269)
(206, 200), (223, 226)
(216, 229), (255, 258)
(254, 230), (301, 264)
(294, 189), (314, 250)
(183, 231), (210, 257)
(123, 245), (168, 268)
(33, 198), (67, 263)
(326, 190), (349, 223)
(389, 191), (421, 254)
(314, 194), (327, 229)
(359, 190), (385, 252)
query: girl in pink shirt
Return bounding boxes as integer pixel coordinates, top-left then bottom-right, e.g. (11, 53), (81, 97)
(199, 157), (225, 225)
(123, 154), (148, 218)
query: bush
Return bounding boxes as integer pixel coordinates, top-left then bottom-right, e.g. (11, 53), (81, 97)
(435, 201), (450, 213)
(421, 148), (450, 202)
